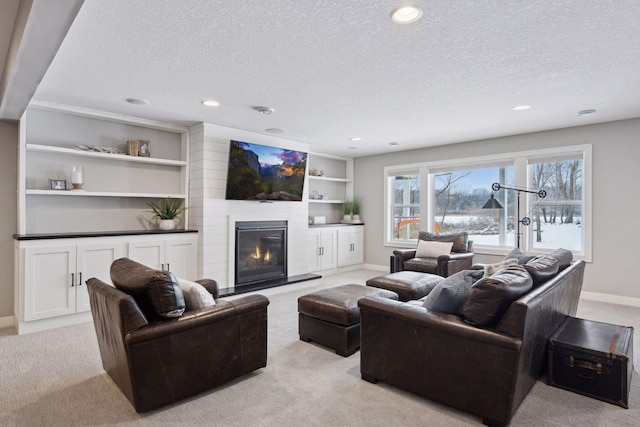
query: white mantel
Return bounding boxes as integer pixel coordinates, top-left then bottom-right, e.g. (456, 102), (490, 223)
(188, 123), (310, 291)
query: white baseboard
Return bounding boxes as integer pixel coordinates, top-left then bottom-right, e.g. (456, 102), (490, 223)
(580, 291), (640, 308)
(0, 316), (15, 329)
(362, 263), (388, 272)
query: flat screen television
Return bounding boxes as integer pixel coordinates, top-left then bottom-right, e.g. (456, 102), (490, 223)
(225, 140), (308, 201)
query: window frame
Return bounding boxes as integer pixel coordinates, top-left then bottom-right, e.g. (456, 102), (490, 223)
(384, 144), (592, 261)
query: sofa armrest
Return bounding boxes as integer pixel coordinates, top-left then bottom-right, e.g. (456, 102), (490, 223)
(126, 294), (269, 344)
(437, 252), (474, 277)
(196, 278), (219, 301)
(391, 248), (417, 272)
(436, 252), (474, 262)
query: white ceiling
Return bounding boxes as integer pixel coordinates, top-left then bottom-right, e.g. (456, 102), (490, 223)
(22, 1), (640, 157)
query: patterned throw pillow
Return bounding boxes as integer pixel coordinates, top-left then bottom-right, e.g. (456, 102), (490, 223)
(422, 269), (484, 314)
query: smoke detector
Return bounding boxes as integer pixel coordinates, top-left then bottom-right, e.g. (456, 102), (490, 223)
(254, 106), (274, 115)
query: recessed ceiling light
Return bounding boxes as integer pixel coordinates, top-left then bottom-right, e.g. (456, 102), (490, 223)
(125, 98), (150, 105)
(391, 5), (423, 24)
(202, 100), (220, 107)
(512, 105), (531, 111)
(577, 109), (596, 116)
(265, 128), (285, 133)
(254, 106), (274, 115)
(350, 137), (362, 141)
(348, 146), (358, 150)
(389, 142), (400, 146)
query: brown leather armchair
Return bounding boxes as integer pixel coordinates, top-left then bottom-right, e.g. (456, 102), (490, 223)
(390, 231), (474, 277)
(86, 259), (269, 413)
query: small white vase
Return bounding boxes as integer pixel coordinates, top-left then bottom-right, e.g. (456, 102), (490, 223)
(159, 219), (176, 230)
(343, 214), (352, 221)
(352, 214), (361, 222)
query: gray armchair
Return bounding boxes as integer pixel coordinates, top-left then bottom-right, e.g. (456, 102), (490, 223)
(390, 231), (474, 277)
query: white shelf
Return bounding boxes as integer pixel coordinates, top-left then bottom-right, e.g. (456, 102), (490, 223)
(308, 175), (351, 183)
(26, 143), (186, 166)
(26, 189), (185, 199)
(309, 199), (344, 204)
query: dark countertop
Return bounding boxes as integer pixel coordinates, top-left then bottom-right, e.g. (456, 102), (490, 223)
(14, 229), (198, 241)
(309, 223), (364, 228)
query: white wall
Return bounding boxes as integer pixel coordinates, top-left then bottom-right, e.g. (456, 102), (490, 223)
(0, 120), (18, 322)
(354, 118), (640, 304)
(189, 123), (310, 291)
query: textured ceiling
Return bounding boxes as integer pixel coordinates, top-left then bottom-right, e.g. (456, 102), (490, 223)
(32, 0), (640, 157)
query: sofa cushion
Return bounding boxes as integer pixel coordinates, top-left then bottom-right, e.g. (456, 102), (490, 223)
(523, 253), (560, 286)
(403, 257), (438, 274)
(415, 240), (453, 258)
(110, 257), (186, 319)
(418, 231), (468, 253)
(459, 265), (533, 327)
(422, 269), (484, 314)
(482, 258), (518, 278)
(503, 247), (535, 265)
(178, 278), (215, 310)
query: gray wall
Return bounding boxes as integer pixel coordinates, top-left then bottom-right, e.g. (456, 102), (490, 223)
(354, 118), (640, 301)
(0, 120), (18, 319)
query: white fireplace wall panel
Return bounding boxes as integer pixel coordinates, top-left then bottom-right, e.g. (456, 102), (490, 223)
(189, 123), (310, 290)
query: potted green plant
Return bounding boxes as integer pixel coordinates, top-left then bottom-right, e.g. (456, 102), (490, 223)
(147, 198), (187, 230)
(352, 198), (360, 221)
(342, 200), (353, 221)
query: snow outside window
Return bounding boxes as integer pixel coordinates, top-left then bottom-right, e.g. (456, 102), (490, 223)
(384, 145), (591, 259)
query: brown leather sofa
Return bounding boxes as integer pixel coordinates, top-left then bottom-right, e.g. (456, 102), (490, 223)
(359, 252), (585, 427)
(391, 231), (474, 277)
(86, 258), (269, 412)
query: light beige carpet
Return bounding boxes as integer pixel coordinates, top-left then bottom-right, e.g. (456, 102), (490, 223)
(0, 269), (638, 426)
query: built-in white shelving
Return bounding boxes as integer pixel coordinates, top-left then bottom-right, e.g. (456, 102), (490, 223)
(26, 143), (186, 166)
(25, 189), (185, 198)
(19, 102), (190, 234)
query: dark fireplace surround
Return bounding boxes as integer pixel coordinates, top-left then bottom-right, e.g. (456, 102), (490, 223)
(226, 220), (320, 297)
(235, 221), (288, 287)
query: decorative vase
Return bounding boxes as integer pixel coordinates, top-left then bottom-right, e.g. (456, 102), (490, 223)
(70, 165), (85, 191)
(343, 214), (352, 221)
(159, 219), (176, 230)
(352, 214), (360, 222)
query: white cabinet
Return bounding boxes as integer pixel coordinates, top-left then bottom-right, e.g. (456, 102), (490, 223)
(337, 226), (364, 267)
(15, 231), (197, 334)
(22, 241), (122, 322)
(128, 235), (198, 280)
(308, 228), (337, 272)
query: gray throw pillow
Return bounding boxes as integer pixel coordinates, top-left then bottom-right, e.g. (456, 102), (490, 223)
(422, 269), (484, 314)
(503, 247), (534, 265)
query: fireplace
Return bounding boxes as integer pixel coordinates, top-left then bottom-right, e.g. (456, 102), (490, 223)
(235, 221), (287, 287)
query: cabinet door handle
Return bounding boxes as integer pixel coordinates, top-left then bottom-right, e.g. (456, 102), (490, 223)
(161, 263), (165, 271)
(71, 273), (75, 287)
(166, 263), (170, 271)
(78, 272), (83, 286)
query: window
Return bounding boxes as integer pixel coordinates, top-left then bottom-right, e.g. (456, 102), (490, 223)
(387, 170), (421, 241)
(431, 164), (514, 246)
(528, 156), (584, 251)
(384, 145), (591, 259)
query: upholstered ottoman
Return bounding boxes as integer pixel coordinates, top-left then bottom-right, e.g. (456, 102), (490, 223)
(366, 271), (444, 301)
(298, 284), (398, 356)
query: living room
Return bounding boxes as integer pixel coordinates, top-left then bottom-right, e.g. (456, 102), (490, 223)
(0, 1), (639, 425)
